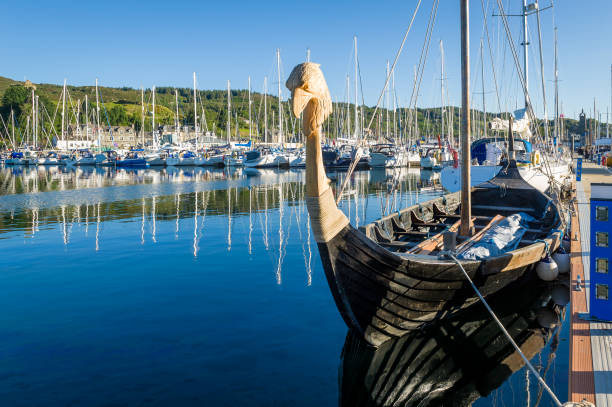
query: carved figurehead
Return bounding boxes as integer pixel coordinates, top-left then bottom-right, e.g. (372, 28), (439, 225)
(286, 63), (348, 243)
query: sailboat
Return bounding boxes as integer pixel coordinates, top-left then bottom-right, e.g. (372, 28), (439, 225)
(285, 1), (564, 347)
(440, 1), (571, 194)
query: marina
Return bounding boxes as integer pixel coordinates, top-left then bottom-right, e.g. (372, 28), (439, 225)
(2, 0), (612, 406)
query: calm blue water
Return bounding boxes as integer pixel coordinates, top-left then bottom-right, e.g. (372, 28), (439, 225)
(0, 166), (568, 406)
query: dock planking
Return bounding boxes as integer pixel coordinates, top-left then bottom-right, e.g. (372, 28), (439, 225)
(571, 163), (612, 407)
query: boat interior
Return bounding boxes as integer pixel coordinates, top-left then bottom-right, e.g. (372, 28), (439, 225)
(360, 172), (561, 258)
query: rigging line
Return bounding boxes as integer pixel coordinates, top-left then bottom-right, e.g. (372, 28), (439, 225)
(481, 0), (503, 113)
(407, 0), (440, 135)
(445, 253), (563, 407)
(534, 9), (550, 146)
(335, 0), (423, 205)
(495, 0), (554, 181)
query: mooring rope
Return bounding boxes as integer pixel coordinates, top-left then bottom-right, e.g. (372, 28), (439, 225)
(445, 252), (563, 407)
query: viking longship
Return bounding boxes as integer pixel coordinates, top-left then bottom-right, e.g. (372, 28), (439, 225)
(339, 278), (564, 406)
(286, 60), (564, 347)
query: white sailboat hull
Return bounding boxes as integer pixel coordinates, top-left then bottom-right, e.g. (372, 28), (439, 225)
(440, 162), (572, 193)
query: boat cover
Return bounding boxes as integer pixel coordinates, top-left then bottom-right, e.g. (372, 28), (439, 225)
(458, 212), (535, 260)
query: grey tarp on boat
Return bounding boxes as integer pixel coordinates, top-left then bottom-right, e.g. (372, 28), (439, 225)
(458, 212), (535, 260)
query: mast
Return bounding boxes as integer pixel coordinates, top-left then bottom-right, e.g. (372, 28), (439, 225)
(248, 76), (252, 141)
(386, 60), (390, 140)
(95, 78), (101, 150)
(553, 27), (559, 144)
(141, 88), (145, 147)
(276, 48), (283, 145)
(392, 65), (397, 142)
(35, 95), (39, 149)
(152, 86), (156, 149)
(227, 80), (231, 144)
(459, 0), (473, 237)
(522, 0), (529, 110)
(85, 95), (89, 144)
(193, 72), (198, 151)
(440, 40), (445, 143)
(175, 89), (180, 142)
(480, 39), (486, 139)
(346, 75), (351, 136)
(264, 76), (268, 143)
(31, 89), (35, 147)
(354, 36), (358, 139)
(61, 79), (66, 147)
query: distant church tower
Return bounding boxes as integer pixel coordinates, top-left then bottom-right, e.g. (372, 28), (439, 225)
(578, 109), (587, 145)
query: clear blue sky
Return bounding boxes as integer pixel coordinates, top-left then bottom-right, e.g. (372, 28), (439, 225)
(3, 0), (611, 121)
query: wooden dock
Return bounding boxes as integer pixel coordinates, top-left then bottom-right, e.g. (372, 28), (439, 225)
(569, 162), (612, 406)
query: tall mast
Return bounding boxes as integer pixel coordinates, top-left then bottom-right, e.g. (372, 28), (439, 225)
(522, 0), (529, 110)
(553, 27), (559, 143)
(392, 65), (397, 142)
(31, 89), (35, 147)
(248, 76), (252, 141)
(85, 94), (89, 143)
(141, 88), (145, 147)
(227, 80), (231, 144)
(480, 39), (486, 139)
(264, 76), (268, 144)
(459, 0), (473, 237)
(276, 48), (282, 145)
(346, 75), (351, 136)
(440, 40), (445, 142)
(61, 79), (66, 146)
(193, 72), (198, 151)
(152, 86), (156, 149)
(354, 36), (358, 139)
(175, 89), (180, 142)
(35, 95), (39, 148)
(413, 65), (418, 144)
(386, 60), (390, 140)
(95, 78), (101, 149)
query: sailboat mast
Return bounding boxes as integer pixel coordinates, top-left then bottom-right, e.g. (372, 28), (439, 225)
(554, 27), (559, 143)
(95, 78), (100, 150)
(386, 61), (390, 140)
(346, 75), (351, 137)
(440, 40), (445, 143)
(481, 39), (486, 139)
(193, 72), (198, 151)
(175, 89), (180, 142)
(141, 88), (144, 147)
(152, 86), (156, 149)
(277, 48), (282, 145)
(459, 0), (473, 237)
(227, 80), (231, 144)
(354, 36), (358, 139)
(85, 94), (89, 144)
(264, 76), (268, 144)
(61, 79), (66, 146)
(522, 0), (529, 110)
(248, 76), (252, 141)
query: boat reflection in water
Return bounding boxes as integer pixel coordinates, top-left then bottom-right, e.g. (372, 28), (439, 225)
(340, 277), (568, 407)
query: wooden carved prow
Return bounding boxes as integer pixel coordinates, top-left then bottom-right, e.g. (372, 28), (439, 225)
(286, 63), (348, 243)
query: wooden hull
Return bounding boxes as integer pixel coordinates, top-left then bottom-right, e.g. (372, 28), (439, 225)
(317, 164), (564, 347)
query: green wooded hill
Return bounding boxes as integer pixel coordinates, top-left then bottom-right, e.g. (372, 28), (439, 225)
(0, 75), (581, 147)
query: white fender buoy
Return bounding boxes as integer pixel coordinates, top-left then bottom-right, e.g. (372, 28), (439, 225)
(536, 256), (559, 281)
(536, 307), (559, 328)
(552, 252), (570, 274)
(551, 285), (570, 306)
